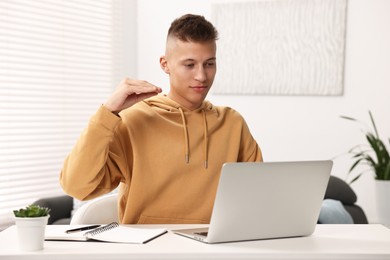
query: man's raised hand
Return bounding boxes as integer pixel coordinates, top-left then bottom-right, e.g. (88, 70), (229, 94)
(104, 78), (162, 114)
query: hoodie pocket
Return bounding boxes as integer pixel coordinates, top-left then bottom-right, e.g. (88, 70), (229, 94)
(138, 214), (208, 224)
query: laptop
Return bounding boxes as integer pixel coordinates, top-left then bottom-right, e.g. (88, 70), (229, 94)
(173, 160), (333, 243)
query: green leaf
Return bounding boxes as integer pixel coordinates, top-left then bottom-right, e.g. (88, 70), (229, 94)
(349, 158), (364, 172)
(362, 154), (375, 166)
(367, 135), (389, 166)
(341, 111), (390, 182)
(13, 204), (51, 218)
(349, 174), (362, 184)
(368, 110), (379, 138)
(340, 116), (356, 122)
(383, 162), (390, 180)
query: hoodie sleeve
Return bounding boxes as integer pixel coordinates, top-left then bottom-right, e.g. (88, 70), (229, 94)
(60, 105), (129, 200)
(238, 114), (263, 163)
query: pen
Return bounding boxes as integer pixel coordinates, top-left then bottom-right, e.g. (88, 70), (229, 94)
(65, 225), (101, 234)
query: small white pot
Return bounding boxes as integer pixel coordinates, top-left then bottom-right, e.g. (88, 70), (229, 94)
(14, 215), (49, 251)
(375, 180), (390, 227)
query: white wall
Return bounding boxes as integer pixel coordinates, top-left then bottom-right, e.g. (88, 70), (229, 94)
(134, 0), (390, 223)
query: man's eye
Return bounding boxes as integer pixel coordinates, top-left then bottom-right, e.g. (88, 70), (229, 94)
(184, 64), (194, 68)
(205, 61), (216, 67)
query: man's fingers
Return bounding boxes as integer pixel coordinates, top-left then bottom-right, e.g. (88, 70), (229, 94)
(124, 78), (162, 94)
(104, 77), (162, 113)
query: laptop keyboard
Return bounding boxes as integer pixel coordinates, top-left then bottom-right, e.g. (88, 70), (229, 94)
(194, 231), (208, 237)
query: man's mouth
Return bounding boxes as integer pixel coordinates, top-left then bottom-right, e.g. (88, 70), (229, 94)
(191, 86), (208, 92)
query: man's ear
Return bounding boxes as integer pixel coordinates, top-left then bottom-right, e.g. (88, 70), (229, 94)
(160, 56), (170, 74)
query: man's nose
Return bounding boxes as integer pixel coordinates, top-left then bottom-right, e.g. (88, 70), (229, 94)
(194, 66), (207, 82)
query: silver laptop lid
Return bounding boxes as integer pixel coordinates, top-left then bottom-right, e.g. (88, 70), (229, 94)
(206, 160), (332, 243)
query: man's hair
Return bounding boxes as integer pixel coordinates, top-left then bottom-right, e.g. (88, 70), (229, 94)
(167, 14), (218, 42)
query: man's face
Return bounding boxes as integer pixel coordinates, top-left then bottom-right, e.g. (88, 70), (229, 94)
(160, 38), (217, 110)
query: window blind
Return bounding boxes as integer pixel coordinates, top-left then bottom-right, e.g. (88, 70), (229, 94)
(0, 0), (126, 229)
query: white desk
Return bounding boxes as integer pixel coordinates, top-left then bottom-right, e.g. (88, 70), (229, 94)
(1, 224), (389, 260)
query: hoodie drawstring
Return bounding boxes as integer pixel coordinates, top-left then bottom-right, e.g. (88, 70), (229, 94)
(202, 109), (209, 169)
(178, 107), (209, 169)
(178, 107), (190, 164)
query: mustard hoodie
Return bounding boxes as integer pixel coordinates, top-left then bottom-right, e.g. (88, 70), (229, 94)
(60, 95), (262, 224)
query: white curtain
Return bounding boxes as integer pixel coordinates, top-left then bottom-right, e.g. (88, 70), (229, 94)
(0, 0), (128, 229)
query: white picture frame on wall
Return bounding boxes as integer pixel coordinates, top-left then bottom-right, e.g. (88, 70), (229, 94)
(211, 0), (348, 96)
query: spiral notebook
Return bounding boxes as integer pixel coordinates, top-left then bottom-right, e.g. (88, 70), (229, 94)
(45, 222), (167, 244)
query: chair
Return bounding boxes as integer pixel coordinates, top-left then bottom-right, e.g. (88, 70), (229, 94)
(323, 175), (368, 224)
(33, 195), (73, 224)
(70, 193), (119, 225)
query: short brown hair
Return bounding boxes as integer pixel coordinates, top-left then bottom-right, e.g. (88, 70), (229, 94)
(167, 14), (218, 43)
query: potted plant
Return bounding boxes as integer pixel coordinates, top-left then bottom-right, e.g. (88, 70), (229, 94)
(341, 111), (390, 226)
(13, 204), (51, 251)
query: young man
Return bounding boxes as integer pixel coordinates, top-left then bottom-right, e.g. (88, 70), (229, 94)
(60, 14), (263, 224)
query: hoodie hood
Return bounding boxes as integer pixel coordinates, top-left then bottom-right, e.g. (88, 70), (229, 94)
(143, 94), (217, 169)
(144, 94), (215, 113)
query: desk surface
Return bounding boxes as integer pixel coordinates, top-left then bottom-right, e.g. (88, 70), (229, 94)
(1, 224), (390, 260)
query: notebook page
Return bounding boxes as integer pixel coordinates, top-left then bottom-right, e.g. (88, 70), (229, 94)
(86, 225), (167, 244)
(45, 225), (88, 241)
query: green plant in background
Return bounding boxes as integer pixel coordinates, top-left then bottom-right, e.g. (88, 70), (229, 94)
(341, 111), (390, 183)
(13, 204), (51, 218)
